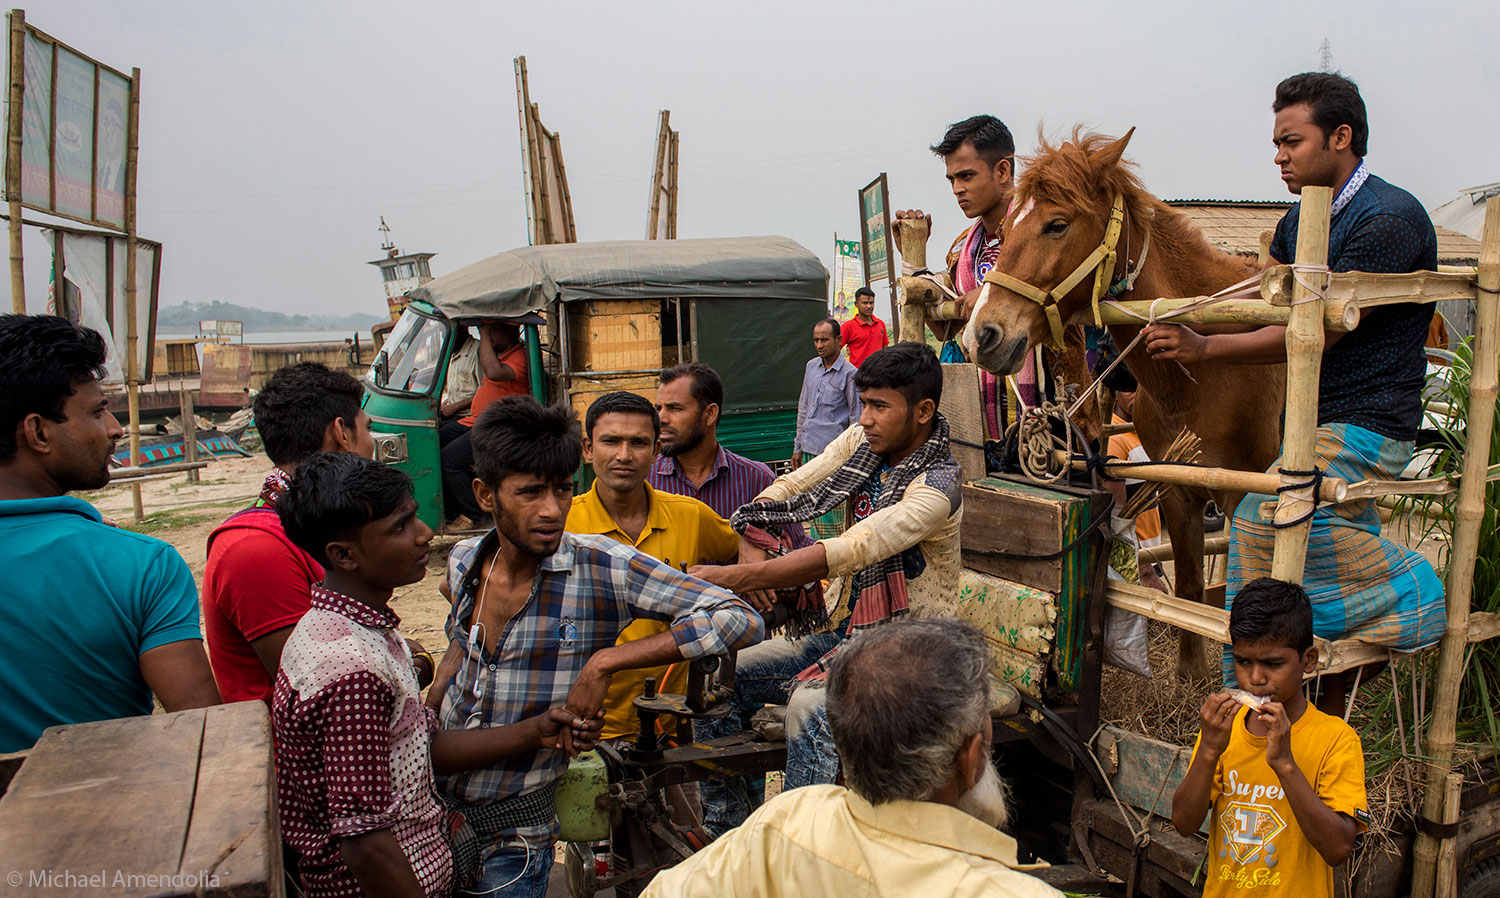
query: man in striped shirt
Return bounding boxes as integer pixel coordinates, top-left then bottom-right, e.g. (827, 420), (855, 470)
(649, 362), (776, 520)
(431, 396), (763, 896)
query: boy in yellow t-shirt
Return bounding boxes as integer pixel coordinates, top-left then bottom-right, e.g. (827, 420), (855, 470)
(1172, 577), (1369, 896)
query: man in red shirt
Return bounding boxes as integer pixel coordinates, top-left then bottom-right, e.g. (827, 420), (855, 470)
(439, 319), (531, 527)
(841, 287), (889, 367)
(202, 362), (381, 704)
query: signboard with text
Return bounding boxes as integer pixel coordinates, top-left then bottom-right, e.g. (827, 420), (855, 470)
(858, 174), (892, 286)
(9, 13), (134, 231)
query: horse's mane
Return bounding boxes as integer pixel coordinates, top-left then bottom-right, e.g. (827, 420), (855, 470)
(1014, 127), (1155, 224)
(1013, 127), (1255, 279)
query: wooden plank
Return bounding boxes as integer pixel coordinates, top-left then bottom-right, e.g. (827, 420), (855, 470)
(0, 710), (205, 894)
(941, 363), (986, 483)
(177, 702), (280, 896)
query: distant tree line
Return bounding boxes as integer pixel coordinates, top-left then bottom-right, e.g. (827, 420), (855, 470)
(157, 301), (384, 333)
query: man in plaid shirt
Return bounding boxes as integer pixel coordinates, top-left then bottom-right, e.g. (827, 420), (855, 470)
(429, 396), (763, 897)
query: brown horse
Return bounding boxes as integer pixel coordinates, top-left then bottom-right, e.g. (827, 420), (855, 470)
(964, 128), (1287, 679)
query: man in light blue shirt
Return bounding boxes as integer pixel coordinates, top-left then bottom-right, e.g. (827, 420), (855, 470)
(0, 314), (219, 752)
(793, 317), (860, 538)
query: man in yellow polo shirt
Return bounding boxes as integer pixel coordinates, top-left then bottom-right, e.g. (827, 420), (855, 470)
(568, 391), (740, 739)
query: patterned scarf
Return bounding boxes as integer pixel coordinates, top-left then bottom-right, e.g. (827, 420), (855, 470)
(731, 415), (955, 642)
(253, 467), (292, 508)
(957, 217), (1035, 420)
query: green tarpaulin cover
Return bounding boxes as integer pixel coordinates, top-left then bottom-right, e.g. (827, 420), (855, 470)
(408, 235), (828, 323)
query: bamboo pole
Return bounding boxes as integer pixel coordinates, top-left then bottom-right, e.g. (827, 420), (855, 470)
(1434, 772), (1464, 898)
(1270, 186), (1332, 583)
(1138, 534), (1230, 564)
(7, 10), (25, 312)
(125, 68), (142, 522)
(1055, 451), (1347, 504)
(1105, 581), (1392, 673)
(1263, 267), (1478, 310)
(893, 213), (932, 343)
(1412, 195), (1500, 897)
(110, 460), (209, 478)
(1099, 295), (1358, 332)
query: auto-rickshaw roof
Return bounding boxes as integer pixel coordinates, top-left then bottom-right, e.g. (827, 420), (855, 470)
(407, 235), (829, 322)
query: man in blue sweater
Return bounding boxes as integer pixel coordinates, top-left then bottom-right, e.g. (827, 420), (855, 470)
(1143, 72), (1446, 698)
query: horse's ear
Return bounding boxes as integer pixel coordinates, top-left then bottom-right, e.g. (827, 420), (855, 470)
(1093, 127), (1136, 172)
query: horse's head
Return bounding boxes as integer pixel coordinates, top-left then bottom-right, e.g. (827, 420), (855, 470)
(964, 127), (1143, 373)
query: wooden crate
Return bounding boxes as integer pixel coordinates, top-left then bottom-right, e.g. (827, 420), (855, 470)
(568, 372), (662, 422)
(0, 702), (281, 897)
(566, 299), (662, 373)
(961, 475), (1109, 692)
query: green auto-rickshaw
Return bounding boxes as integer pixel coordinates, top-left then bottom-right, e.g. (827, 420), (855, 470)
(361, 235), (830, 530)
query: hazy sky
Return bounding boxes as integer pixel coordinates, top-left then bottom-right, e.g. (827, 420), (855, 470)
(19, 0), (1500, 321)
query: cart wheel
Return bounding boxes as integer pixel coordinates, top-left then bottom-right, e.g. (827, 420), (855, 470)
(1464, 857), (1500, 898)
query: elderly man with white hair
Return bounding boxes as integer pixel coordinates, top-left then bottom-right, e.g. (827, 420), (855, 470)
(642, 619), (1062, 898)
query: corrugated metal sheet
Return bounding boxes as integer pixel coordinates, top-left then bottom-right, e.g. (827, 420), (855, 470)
(1168, 200), (1482, 265)
(1430, 183), (1499, 242)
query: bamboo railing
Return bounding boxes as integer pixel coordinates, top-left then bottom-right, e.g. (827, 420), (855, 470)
(1056, 192), (1500, 896)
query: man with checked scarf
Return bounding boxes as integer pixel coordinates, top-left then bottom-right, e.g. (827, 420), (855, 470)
(688, 342), (964, 838)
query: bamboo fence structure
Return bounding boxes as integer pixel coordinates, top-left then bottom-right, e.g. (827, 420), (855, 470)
(1410, 197), (1500, 895)
(1056, 191), (1500, 897)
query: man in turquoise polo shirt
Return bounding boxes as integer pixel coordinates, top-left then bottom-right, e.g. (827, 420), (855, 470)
(0, 314), (220, 752)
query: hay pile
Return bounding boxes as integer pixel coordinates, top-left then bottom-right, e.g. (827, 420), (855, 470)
(1100, 620), (1216, 747)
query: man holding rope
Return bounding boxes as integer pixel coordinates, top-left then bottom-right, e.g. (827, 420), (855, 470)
(1143, 72), (1446, 699)
(894, 114), (1103, 441)
(686, 343), (963, 837)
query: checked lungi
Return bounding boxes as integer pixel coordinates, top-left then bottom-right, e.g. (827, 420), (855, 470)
(1225, 422), (1447, 683)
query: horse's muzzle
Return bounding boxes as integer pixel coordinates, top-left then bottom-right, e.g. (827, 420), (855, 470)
(970, 323), (1029, 375)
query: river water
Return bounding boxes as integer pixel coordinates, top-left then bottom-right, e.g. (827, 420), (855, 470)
(157, 329), (369, 345)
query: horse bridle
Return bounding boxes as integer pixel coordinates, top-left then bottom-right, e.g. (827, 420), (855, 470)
(981, 193), (1127, 351)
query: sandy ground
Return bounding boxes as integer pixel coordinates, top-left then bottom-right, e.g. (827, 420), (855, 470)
(85, 454), (456, 651)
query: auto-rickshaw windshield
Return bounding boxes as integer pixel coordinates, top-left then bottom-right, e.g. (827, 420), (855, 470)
(368, 309), (448, 396)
